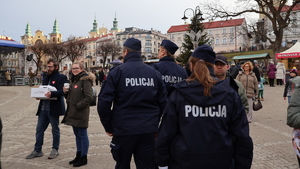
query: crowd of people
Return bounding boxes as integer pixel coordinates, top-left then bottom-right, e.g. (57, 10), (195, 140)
(25, 37), (300, 168)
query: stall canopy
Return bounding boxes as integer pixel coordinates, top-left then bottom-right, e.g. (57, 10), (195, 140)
(0, 39), (25, 54)
(276, 42), (300, 59)
(232, 53), (271, 60)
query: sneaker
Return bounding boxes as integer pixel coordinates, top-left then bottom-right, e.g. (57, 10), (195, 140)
(26, 150), (43, 159)
(48, 149), (59, 159)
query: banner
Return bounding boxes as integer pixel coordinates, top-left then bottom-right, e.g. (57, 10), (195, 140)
(276, 52), (300, 59)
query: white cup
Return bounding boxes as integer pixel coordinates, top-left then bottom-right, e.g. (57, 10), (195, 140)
(64, 83), (70, 91)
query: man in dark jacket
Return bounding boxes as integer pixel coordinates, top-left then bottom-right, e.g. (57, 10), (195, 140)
(26, 59), (67, 160)
(98, 38), (167, 169)
(151, 40), (188, 92)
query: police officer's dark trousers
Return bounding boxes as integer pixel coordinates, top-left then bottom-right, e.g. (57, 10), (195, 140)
(110, 133), (156, 169)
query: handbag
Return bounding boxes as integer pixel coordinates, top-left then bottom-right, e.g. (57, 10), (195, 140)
(253, 99), (263, 111)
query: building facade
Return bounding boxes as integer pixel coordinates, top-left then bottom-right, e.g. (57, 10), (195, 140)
(167, 18), (250, 55)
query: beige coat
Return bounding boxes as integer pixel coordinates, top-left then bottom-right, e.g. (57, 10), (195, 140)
(5, 71), (11, 81)
(236, 71), (258, 98)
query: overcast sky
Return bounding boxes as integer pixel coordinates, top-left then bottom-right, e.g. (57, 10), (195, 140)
(1, 0), (258, 42)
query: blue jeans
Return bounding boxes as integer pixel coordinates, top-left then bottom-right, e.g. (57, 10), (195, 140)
(34, 110), (60, 152)
(73, 127), (89, 156)
(288, 96), (291, 103)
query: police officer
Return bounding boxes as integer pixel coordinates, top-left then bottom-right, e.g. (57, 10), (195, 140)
(155, 45), (253, 169)
(152, 40), (188, 92)
(97, 38), (167, 169)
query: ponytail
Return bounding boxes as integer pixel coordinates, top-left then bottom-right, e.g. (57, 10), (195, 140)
(187, 57), (216, 96)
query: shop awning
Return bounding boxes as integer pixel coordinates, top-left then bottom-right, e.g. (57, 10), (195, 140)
(232, 53), (271, 60)
(0, 39), (25, 48)
(276, 42), (300, 59)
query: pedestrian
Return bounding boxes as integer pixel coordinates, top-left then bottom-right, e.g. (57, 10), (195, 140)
(92, 70), (99, 86)
(26, 59), (67, 160)
(286, 75), (300, 167)
(98, 66), (105, 87)
(284, 69), (298, 103)
(253, 60), (261, 84)
(155, 45), (253, 169)
(236, 61), (258, 123)
(214, 54), (249, 114)
(28, 67), (36, 87)
(62, 61), (95, 167)
(97, 38), (167, 169)
(276, 60), (286, 85)
(61, 66), (70, 81)
(5, 70), (11, 86)
(267, 61), (277, 87)
(151, 40), (188, 93)
(228, 63), (240, 79)
(258, 73), (266, 101)
(0, 116), (2, 169)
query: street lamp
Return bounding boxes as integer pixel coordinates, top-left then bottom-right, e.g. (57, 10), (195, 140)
(182, 6), (205, 50)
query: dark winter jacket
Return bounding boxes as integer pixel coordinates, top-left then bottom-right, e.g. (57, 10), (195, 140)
(155, 78), (253, 169)
(151, 56), (188, 92)
(36, 71), (68, 117)
(62, 71), (95, 128)
(97, 52), (167, 136)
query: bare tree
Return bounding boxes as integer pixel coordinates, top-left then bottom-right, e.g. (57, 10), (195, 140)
(45, 43), (67, 64)
(30, 40), (47, 75)
(65, 37), (86, 63)
(97, 41), (121, 67)
(204, 0), (300, 58)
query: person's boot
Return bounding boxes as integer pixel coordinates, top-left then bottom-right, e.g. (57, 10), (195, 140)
(73, 155), (87, 167)
(69, 152), (81, 164)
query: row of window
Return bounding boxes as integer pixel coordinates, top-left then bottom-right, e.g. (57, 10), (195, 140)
(208, 28), (235, 35)
(5, 60), (18, 66)
(215, 38), (235, 45)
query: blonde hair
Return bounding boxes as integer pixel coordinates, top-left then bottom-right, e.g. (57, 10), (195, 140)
(73, 61), (84, 69)
(187, 56), (216, 96)
(242, 61), (253, 71)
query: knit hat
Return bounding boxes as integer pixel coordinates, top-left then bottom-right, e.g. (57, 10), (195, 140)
(290, 68), (298, 75)
(191, 45), (216, 64)
(123, 38), (141, 51)
(161, 40), (178, 55)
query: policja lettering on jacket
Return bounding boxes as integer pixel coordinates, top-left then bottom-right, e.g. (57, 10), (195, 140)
(125, 78), (154, 86)
(185, 105), (227, 117)
(161, 75), (182, 83)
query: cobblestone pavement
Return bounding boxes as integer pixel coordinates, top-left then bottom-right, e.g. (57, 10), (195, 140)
(0, 85), (298, 169)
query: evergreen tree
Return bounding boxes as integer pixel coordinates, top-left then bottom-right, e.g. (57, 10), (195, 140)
(176, 15), (211, 65)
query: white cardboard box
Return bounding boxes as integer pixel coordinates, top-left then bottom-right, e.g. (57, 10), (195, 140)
(30, 85), (57, 100)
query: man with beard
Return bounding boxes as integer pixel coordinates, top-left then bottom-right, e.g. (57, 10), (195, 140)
(26, 59), (67, 160)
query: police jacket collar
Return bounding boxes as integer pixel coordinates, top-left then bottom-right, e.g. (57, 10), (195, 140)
(124, 52), (142, 63)
(159, 56), (175, 62)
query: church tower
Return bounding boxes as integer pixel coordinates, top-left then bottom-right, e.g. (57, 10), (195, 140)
(49, 19), (62, 44)
(110, 12), (119, 33)
(89, 15), (99, 38)
(21, 22), (34, 45)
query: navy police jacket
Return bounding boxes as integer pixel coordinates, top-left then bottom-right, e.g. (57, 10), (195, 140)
(155, 77), (253, 169)
(152, 56), (188, 92)
(36, 71), (67, 117)
(97, 52), (167, 136)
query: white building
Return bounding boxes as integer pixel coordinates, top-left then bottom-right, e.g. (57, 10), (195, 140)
(167, 18), (250, 55)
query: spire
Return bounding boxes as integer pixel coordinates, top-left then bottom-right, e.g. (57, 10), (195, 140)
(25, 22), (32, 36)
(111, 12), (119, 31)
(51, 19), (60, 34)
(91, 14), (98, 32)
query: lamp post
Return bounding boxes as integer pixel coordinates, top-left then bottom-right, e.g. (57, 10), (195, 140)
(181, 6), (205, 50)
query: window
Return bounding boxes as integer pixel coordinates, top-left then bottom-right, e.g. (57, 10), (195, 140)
(215, 39), (220, 44)
(145, 47), (151, 53)
(145, 40), (152, 46)
(222, 29), (226, 34)
(146, 34), (152, 39)
(230, 38), (234, 43)
(209, 30), (212, 35)
(230, 28), (234, 33)
(222, 38), (227, 44)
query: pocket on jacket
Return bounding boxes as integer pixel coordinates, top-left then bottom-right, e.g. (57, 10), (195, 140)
(110, 142), (121, 161)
